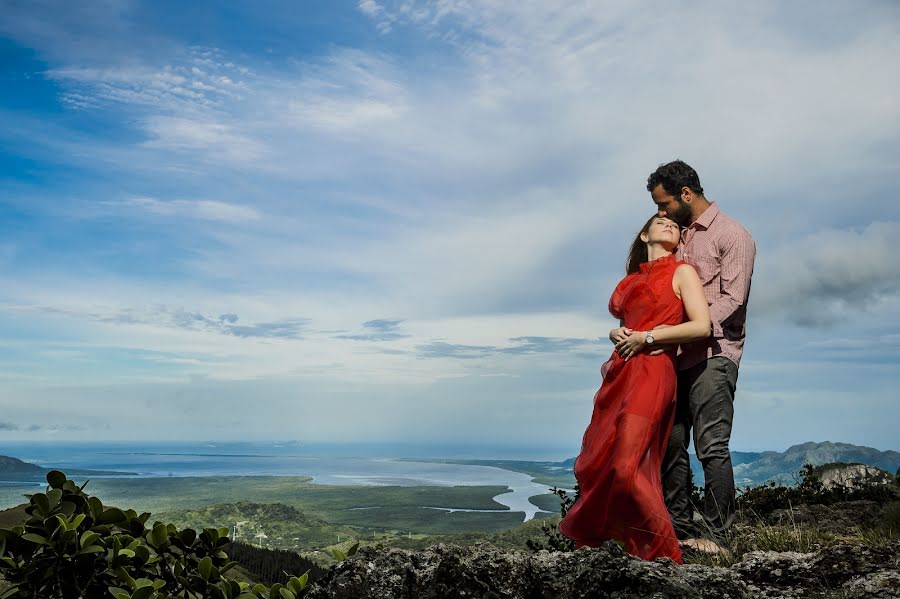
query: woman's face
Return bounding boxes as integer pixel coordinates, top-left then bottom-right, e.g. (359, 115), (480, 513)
(644, 216), (681, 249)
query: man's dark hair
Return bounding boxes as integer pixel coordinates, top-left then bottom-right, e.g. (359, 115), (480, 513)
(646, 160), (704, 197)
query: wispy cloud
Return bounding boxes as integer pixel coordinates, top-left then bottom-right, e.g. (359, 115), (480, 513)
(417, 336), (597, 360)
(119, 197), (261, 222)
(5, 303), (307, 340)
(335, 319), (410, 341)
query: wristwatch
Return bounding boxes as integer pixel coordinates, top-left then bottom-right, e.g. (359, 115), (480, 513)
(645, 331), (655, 346)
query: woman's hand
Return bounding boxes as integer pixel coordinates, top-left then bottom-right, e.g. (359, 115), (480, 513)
(615, 331), (647, 361)
(609, 326), (633, 344)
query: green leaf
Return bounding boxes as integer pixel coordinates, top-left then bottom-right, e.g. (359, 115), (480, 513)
(21, 533), (50, 546)
(220, 560), (239, 574)
(80, 531), (100, 548)
(55, 514), (70, 531)
(77, 545), (106, 555)
(179, 528), (197, 547)
(31, 493), (50, 517)
(288, 576), (306, 594)
(279, 588), (294, 599)
(47, 488), (63, 510)
(89, 496), (104, 519)
(71, 514), (87, 529)
(100, 508), (126, 524)
(133, 544), (151, 564)
(150, 523), (168, 547)
(330, 548), (345, 561)
(118, 548), (135, 558)
(347, 541), (359, 556)
(131, 586), (156, 599)
(46, 470), (66, 489)
(199, 556), (213, 581)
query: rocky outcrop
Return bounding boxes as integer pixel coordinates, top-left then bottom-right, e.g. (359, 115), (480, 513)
(816, 463), (894, 490)
(302, 540), (900, 598)
(304, 542), (744, 598)
(735, 542), (900, 599)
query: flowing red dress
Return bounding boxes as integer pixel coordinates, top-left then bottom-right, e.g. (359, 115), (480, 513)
(559, 253), (684, 563)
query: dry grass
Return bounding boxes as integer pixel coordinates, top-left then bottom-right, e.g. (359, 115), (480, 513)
(683, 502), (899, 567)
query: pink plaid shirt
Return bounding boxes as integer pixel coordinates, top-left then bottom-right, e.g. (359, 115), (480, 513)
(676, 202), (756, 371)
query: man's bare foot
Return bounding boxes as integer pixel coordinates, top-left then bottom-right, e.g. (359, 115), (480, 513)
(679, 538), (724, 555)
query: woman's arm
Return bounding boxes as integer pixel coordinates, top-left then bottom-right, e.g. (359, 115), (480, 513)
(615, 265), (711, 359)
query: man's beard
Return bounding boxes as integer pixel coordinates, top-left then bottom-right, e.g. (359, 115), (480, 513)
(670, 199), (693, 226)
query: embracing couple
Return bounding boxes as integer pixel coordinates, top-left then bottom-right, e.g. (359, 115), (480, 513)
(559, 160), (756, 564)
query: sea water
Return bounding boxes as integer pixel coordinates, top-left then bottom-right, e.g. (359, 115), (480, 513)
(0, 441), (558, 520)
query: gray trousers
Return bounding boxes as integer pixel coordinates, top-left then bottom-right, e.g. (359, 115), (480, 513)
(661, 356), (738, 541)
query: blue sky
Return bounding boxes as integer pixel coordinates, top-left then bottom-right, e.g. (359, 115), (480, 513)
(1, 1), (899, 456)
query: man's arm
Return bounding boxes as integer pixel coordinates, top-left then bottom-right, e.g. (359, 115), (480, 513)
(709, 229), (755, 336)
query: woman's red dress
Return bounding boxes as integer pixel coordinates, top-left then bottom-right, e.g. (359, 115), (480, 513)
(559, 253), (684, 563)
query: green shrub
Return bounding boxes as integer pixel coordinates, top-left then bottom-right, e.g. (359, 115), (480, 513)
(737, 463), (899, 518)
(0, 471), (313, 599)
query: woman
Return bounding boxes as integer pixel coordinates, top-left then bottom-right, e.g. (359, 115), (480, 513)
(559, 214), (711, 564)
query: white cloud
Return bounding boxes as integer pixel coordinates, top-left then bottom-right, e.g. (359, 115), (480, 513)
(120, 197), (261, 222)
(357, 0), (383, 17)
(754, 221), (900, 326)
(141, 115), (266, 164)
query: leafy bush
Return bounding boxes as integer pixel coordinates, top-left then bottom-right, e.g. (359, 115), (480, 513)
(737, 463), (900, 518)
(526, 486), (577, 552)
(0, 471), (313, 599)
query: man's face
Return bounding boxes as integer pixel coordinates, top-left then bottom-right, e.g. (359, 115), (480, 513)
(650, 184), (693, 227)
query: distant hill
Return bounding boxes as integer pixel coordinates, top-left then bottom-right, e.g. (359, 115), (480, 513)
(555, 442), (900, 488)
(0, 454), (137, 480)
(0, 455), (46, 476)
(689, 441), (900, 486)
(154, 501), (358, 551)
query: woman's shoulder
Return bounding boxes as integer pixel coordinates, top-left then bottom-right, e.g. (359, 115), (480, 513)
(673, 262), (701, 283)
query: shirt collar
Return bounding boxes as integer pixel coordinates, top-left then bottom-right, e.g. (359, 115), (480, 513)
(689, 201), (720, 230)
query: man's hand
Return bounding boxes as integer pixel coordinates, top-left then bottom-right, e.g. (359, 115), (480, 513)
(616, 331), (647, 361)
(609, 326), (633, 344)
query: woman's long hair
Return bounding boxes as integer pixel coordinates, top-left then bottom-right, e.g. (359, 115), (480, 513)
(626, 214), (675, 274)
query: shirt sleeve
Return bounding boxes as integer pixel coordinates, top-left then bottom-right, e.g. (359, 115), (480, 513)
(709, 228), (756, 337)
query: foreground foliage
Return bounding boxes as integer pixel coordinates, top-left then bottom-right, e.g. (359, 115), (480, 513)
(0, 471), (313, 599)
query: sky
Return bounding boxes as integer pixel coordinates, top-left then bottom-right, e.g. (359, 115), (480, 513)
(1, 0), (899, 457)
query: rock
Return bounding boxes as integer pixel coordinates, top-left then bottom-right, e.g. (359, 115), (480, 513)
(303, 542), (749, 598)
(817, 464), (893, 490)
(733, 541), (900, 598)
(301, 540), (900, 599)
(842, 570), (900, 599)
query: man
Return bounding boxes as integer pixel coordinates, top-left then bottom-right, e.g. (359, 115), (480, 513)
(647, 160), (755, 553)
